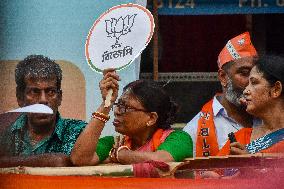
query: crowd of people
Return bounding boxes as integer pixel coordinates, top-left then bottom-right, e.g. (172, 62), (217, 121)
(0, 32), (283, 178)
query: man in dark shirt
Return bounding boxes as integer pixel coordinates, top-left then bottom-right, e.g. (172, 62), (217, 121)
(0, 55), (86, 167)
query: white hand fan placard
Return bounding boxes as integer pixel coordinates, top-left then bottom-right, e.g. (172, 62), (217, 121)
(85, 3), (155, 106)
(86, 3), (154, 72)
(6, 104), (53, 114)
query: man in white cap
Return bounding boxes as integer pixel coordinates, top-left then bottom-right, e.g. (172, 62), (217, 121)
(183, 32), (259, 158)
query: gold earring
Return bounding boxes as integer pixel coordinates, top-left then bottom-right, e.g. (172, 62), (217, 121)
(146, 122), (150, 126)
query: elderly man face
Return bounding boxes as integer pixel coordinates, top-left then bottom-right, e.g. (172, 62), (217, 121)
(221, 57), (256, 108)
(20, 76), (62, 128)
(15, 55), (63, 130)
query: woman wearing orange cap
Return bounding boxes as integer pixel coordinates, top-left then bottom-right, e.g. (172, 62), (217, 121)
(230, 55), (284, 154)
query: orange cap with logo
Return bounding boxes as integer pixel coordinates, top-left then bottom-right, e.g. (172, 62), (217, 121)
(217, 32), (257, 69)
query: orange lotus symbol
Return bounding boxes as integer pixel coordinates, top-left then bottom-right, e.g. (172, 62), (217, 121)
(105, 14), (137, 49)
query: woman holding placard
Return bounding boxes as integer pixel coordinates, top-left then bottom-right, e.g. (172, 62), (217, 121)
(71, 69), (193, 166)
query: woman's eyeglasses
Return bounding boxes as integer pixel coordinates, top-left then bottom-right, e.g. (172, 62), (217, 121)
(112, 102), (148, 114)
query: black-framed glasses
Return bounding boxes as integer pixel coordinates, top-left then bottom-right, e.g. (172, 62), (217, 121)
(112, 102), (148, 114)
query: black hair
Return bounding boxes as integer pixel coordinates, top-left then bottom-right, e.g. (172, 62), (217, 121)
(123, 80), (179, 129)
(255, 54), (284, 96)
(15, 55), (62, 100)
(256, 55), (284, 84)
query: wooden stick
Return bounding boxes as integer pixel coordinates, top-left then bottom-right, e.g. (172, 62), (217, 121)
(104, 89), (113, 107)
(153, 0), (159, 81)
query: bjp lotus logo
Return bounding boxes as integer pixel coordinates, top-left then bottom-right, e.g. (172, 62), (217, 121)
(105, 14), (137, 49)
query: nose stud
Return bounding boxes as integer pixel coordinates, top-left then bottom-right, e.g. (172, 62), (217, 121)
(244, 89), (250, 94)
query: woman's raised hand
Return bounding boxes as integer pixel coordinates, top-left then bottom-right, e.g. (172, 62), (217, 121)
(99, 68), (120, 105)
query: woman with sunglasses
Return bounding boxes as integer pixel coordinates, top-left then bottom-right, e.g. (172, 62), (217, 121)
(71, 69), (193, 166)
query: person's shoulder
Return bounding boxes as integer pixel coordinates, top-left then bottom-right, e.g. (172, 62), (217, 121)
(55, 117), (87, 141)
(169, 129), (192, 139)
(183, 97), (216, 132)
(163, 130), (193, 152)
(183, 113), (200, 132)
(188, 112), (201, 124)
(61, 117), (87, 124)
(98, 135), (114, 143)
(59, 117), (87, 130)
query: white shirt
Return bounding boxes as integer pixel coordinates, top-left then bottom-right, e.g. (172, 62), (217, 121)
(183, 95), (261, 157)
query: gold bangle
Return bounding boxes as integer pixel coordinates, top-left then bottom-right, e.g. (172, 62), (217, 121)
(92, 115), (108, 123)
(109, 147), (118, 162)
(92, 111), (110, 120)
(116, 145), (130, 163)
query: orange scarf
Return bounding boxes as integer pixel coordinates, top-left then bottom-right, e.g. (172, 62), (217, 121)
(196, 97), (253, 157)
(196, 99), (219, 157)
(217, 127), (252, 156)
(124, 129), (173, 152)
